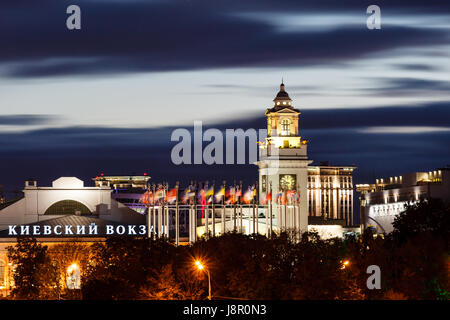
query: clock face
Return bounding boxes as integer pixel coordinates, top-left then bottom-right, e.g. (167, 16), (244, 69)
(280, 174), (296, 191)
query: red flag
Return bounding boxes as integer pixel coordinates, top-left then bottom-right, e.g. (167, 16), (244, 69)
(165, 188), (177, 204)
(139, 190), (153, 205)
(281, 191), (287, 205)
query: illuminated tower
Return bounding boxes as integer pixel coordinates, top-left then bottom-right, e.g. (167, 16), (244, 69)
(256, 82), (312, 233)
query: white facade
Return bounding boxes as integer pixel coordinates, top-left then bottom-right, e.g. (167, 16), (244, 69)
(256, 83), (312, 234)
(357, 168), (450, 234)
(0, 177), (145, 231)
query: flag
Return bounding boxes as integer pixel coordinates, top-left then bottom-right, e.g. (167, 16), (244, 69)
(286, 190), (296, 202)
(206, 186), (214, 203)
(166, 188), (177, 204)
(261, 191), (272, 205)
(266, 191), (272, 202)
(281, 191), (287, 205)
(154, 188), (164, 202)
(215, 187), (225, 202)
(294, 191), (300, 202)
(242, 188), (254, 204)
(276, 191), (283, 204)
(181, 189), (190, 204)
(139, 190), (153, 205)
(225, 187), (236, 204)
(198, 189), (206, 202)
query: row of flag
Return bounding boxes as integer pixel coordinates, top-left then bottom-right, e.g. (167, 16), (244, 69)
(140, 186), (299, 206)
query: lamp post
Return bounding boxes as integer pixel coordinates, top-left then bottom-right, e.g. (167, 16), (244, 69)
(195, 260), (211, 300)
(67, 263), (80, 290)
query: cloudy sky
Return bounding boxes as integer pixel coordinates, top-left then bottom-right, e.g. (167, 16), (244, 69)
(0, 0), (449, 207)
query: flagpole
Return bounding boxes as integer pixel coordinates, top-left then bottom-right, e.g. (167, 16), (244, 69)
(252, 185), (256, 234)
(255, 181), (259, 235)
(233, 180), (237, 232)
(193, 183), (198, 242)
(175, 181), (179, 246)
(146, 186), (151, 239)
(269, 181), (273, 238)
(152, 184), (156, 240)
(239, 180), (243, 234)
(203, 183), (208, 240)
(222, 180), (226, 235)
(284, 190), (287, 233)
(211, 181), (215, 237)
(164, 183), (167, 239)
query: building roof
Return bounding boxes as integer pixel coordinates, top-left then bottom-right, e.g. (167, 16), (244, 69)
(273, 82), (292, 101)
(0, 197), (24, 210)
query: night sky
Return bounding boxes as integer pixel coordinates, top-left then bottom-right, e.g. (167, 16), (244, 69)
(0, 0), (449, 206)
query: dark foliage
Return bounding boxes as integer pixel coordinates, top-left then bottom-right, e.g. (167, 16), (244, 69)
(5, 199), (449, 300)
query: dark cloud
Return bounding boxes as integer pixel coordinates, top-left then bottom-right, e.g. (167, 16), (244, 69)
(210, 100), (450, 130)
(364, 78), (450, 96)
(0, 0), (449, 78)
(0, 114), (57, 126)
(0, 101), (448, 186)
(391, 63), (438, 72)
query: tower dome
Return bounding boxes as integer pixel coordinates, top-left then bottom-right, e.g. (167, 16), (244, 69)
(273, 81), (292, 107)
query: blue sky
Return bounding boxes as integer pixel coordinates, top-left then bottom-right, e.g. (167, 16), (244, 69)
(0, 0), (449, 199)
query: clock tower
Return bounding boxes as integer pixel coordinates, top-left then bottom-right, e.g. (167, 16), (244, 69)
(256, 81), (312, 233)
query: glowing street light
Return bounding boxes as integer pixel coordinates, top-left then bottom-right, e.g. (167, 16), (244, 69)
(67, 263), (78, 274)
(341, 260), (350, 270)
(67, 263), (80, 290)
(195, 260), (211, 300)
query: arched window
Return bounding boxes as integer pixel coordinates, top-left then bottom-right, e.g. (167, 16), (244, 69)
(44, 200), (91, 215)
(281, 119), (290, 136)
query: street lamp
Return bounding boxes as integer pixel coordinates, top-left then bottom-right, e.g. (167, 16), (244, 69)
(195, 260), (211, 300)
(341, 260), (350, 270)
(67, 263), (80, 289)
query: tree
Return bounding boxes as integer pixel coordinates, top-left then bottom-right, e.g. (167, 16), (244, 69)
(393, 198), (450, 245)
(82, 237), (177, 299)
(47, 243), (91, 299)
(138, 264), (186, 300)
(7, 237), (58, 299)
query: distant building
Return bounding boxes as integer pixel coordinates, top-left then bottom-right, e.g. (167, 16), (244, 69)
(256, 82), (357, 236)
(308, 163), (356, 226)
(93, 175), (150, 214)
(93, 174), (150, 189)
(0, 177), (147, 295)
(356, 167), (450, 234)
(0, 177), (145, 231)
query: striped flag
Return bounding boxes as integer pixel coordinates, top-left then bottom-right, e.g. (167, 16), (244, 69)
(215, 187), (225, 202)
(206, 186), (214, 203)
(139, 190), (153, 205)
(165, 188), (177, 204)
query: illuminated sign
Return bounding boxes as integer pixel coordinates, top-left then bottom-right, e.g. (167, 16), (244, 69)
(7, 224), (147, 236)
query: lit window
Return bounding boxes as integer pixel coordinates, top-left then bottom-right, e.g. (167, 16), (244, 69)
(283, 101), (286, 105)
(277, 102), (280, 105)
(281, 119), (290, 136)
